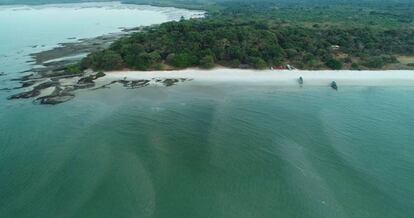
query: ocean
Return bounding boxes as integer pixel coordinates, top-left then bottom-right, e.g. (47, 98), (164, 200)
(0, 2), (413, 218)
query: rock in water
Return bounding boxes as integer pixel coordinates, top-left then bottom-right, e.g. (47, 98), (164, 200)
(37, 94), (75, 105)
(162, 79), (180, 87)
(8, 90), (41, 99)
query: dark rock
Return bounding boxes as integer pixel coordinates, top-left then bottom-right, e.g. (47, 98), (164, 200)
(74, 83), (95, 89)
(37, 94), (75, 105)
(75, 75), (95, 89)
(8, 89), (41, 99)
(20, 80), (36, 88)
(34, 81), (59, 90)
(162, 79), (180, 87)
(9, 81), (59, 99)
(129, 80), (150, 89)
(115, 80), (150, 89)
(18, 69), (32, 74)
(78, 75), (96, 84)
(92, 81), (119, 90)
(35, 87), (75, 105)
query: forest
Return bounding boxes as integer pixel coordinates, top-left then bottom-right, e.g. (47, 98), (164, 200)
(80, 0), (414, 70)
(80, 18), (414, 71)
(25, 0), (409, 71)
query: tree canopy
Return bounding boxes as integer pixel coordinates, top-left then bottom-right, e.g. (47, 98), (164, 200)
(81, 18), (413, 71)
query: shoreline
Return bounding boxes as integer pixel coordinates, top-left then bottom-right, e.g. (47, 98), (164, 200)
(3, 2), (205, 105)
(11, 68), (413, 105)
(4, 3), (413, 105)
(101, 68), (414, 86)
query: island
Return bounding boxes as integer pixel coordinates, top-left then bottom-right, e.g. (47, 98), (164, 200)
(8, 0), (414, 104)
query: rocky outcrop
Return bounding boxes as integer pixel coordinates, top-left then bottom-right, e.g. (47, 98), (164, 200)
(118, 79), (151, 89)
(36, 87), (75, 105)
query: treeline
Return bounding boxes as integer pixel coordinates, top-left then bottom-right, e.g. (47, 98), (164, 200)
(81, 18), (414, 71)
(122, 0), (414, 9)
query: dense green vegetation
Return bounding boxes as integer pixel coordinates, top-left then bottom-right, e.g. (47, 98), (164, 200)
(64, 64), (83, 75)
(81, 17), (414, 71)
(14, 0), (411, 71)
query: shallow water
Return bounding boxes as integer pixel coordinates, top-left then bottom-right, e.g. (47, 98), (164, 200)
(1, 85), (414, 217)
(1, 3), (414, 218)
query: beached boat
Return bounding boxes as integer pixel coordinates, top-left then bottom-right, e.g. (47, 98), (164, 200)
(331, 81), (338, 90)
(298, 77), (304, 86)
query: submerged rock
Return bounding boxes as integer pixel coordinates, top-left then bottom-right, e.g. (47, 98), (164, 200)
(34, 81), (59, 90)
(93, 78), (191, 91)
(93, 81), (118, 90)
(77, 76), (94, 84)
(74, 83), (95, 89)
(35, 87), (75, 105)
(20, 80), (37, 88)
(162, 79), (180, 87)
(114, 79), (151, 89)
(37, 94), (75, 105)
(8, 89), (41, 99)
(8, 81), (58, 99)
(127, 80), (151, 89)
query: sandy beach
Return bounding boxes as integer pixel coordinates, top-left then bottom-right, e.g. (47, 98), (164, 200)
(101, 68), (414, 86)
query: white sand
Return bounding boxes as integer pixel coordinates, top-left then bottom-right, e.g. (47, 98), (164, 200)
(101, 68), (414, 86)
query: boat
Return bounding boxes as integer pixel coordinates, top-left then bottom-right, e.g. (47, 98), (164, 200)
(298, 76), (304, 86)
(331, 81), (338, 90)
(287, 64), (296, 70)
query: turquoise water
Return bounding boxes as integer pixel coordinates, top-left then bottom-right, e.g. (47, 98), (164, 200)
(1, 85), (414, 217)
(1, 3), (414, 218)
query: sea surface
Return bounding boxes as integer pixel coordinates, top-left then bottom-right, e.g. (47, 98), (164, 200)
(0, 2), (414, 218)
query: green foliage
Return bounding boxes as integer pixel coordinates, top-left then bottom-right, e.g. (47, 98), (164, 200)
(344, 57), (352, 64)
(65, 64), (82, 75)
(82, 50), (124, 71)
(95, 71), (106, 78)
(170, 53), (198, 68)
(78, 1), (414, 71)
(200, 55), (215, 69)
(228, 59), (241, 68)
(154, 63), (164, 70)
(250, 57), (268, 69)
(350, 63), (360, 70)
(326, 59), (343, 70)
(361, 55), (399, 68)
